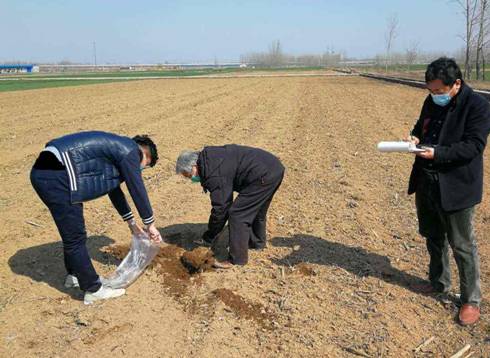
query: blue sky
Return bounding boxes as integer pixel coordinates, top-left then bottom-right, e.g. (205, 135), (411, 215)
(1, 0), (463, 63)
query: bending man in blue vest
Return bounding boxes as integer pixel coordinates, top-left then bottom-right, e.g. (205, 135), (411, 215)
(30, 131), (162, 304)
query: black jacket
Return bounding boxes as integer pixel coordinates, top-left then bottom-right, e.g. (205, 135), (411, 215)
(197, 144), (285, 239)
(408, 84), (490, 211)
(47, 131), (154, 225)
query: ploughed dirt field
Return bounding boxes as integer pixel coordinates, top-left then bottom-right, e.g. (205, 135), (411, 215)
(0, 75), (489, 357)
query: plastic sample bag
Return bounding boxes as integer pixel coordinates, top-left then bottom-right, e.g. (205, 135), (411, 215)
(105, 233), (160, 289)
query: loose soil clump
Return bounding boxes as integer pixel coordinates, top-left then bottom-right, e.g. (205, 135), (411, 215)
(213, 288), (277, 329)
(181, 247), (215, 274)
(294, 262), (318, 276)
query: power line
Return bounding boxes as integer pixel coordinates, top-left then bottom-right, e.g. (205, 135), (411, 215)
(93, 41), (97, 69)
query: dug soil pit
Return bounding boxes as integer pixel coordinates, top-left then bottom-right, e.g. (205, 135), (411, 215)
(105, 244), (129, 260)
(105, 244), (221, 318)
(213, 288), (277, 330)
(105, 244), (197, 300)
(181, 247), (215, 274)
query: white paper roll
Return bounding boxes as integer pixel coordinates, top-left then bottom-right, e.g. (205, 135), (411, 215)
(377, 141), (411, 152)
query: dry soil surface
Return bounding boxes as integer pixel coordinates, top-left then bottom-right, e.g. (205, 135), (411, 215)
(0, 76), (489, 357)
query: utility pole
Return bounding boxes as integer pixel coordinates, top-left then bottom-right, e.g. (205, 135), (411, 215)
(93, 41), (97, 70)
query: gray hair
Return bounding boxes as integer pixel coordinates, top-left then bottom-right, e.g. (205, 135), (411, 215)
(176, 150), (200, 174)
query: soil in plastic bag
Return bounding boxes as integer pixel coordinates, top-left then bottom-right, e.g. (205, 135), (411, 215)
(104, 233), (160, 289)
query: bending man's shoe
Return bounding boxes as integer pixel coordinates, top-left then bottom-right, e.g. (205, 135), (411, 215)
(194, 238), (213, 247)
(458, 304), (480, 326)
(212, 260), (234, 269)
(84, 285), (126, 305)
(248, 241), (266, 251)
(64, 274), (79, 288)
(65, 275), (108, 289)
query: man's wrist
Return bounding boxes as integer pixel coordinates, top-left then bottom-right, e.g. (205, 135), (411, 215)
(142, 215), (155, 226)
(145, 222), (154, 229)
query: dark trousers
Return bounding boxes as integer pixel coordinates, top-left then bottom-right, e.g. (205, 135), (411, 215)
(30, 168), (101, 292)
(228, 170), (284, 265)
(415, 172), (481, 305)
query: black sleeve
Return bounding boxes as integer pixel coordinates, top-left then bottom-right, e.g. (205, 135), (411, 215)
(108, 186), (134, 221)
(411, 99), (428, 139)
(118, 149), (155, 225)
(203, 176), (234, 240)
(435, 97), (490, 165)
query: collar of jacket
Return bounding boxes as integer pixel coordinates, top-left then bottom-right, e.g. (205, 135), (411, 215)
(449, 81), (471, 111)
(436, 83), (474, 144)
(198, 148), (225, 193)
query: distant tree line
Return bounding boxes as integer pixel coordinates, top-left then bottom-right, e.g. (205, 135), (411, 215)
(240, 40), (343, 67)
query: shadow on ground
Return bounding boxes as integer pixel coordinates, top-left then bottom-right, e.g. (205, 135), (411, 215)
(9, 231), (430, 300)
(8, 235), (114, 299)
(159, 223), (208, 250)
(270, 234), (427, 295)
(159, 223), (230, 260)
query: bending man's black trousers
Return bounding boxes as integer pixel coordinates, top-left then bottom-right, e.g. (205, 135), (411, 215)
(228, 170), (284, 265)
(30, 168), (102, 293)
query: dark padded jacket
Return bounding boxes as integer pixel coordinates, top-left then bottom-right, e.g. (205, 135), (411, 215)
(197, 144), (285, 239)
(409, 83), (490, 211)
(46, 131), (154, 225)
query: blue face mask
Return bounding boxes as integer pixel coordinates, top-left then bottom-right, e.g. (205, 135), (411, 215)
(191, 175), (201, 183)
(431, 92), (452, 107)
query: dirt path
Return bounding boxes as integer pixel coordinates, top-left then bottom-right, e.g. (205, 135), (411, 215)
(0, 76), (488, 357)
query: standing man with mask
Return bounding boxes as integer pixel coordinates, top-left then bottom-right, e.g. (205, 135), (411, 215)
(176, 145), (285, 268)
(408, 57), (490, 325)
(30, 131), (162, 304)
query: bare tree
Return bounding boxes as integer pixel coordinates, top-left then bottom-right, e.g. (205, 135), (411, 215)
(384, 14), (399, 72)
(476, 0), (489, 79)
(483, 42), (490, 79)
(405, 40), (420, 71)
(454, 0), (479, 79)
(268, 40), (284, 67)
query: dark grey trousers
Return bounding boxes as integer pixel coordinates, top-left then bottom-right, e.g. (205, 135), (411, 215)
(415, 172), (481, 305)
(227, 170), (284, 265)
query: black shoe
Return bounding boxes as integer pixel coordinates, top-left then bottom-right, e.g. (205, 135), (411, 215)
(249, 242), (266, 250)
(194, 238), (213, 247)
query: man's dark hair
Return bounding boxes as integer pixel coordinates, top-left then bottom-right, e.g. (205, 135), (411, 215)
(133, 135), (158, 167)
(425, 57), (463, 86)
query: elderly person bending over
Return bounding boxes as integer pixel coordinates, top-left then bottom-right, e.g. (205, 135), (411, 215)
(176, 145), (285, 268)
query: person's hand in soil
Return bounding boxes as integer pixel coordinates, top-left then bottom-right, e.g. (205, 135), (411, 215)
(145, 223), (163, 243)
